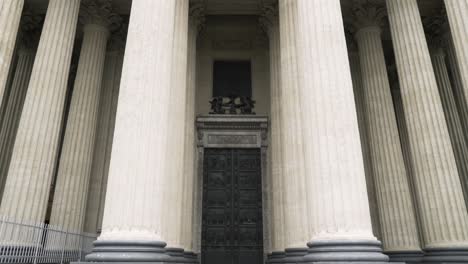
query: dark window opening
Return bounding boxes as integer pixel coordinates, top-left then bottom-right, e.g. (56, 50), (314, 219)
(213, 60), (252, 97)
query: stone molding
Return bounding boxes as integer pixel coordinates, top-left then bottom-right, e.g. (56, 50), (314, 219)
(196, 115), (268, 148)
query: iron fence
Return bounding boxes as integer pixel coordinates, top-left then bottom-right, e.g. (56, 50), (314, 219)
(0, 216), (97, 264)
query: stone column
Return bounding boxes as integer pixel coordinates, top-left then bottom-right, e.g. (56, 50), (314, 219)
(49, 0), (115, 234)
(83, 33), (125, 234)
(352, 2), (422, 261)
(180, 4), (203, 258)
(261, 4), (285, 259)
(0, 0), (24, 104)
(161, 1), (189, 260)
(431, 47), (468, 204)
(445, 33), (468, 149)
(347, 46), (381, 242)
(85, 1), (179, 262)
(0, 12), (42, 198)
(293, 0), (388, 262)
(277, 1), (310, 261)
(386, 0), (468, 261)
(424, 18), (468, 205)
(444, 0), (468, 110)
(0, 0), (80, 223)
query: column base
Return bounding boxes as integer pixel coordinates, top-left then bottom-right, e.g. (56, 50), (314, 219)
(165, 248), (198, 263)
(385, 250), (424, 263)
(423, 247), (468, 263)
(73, 240), (192, 263)
(283, 248), (308, 263)
(267, 251), (287, 263)
(302, 240), (390, 263)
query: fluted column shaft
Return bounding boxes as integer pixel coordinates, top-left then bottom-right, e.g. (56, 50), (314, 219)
(277, 0), (309, 250)
(0, 48), (35, 198)
(262, 9), (285, 254)
(444, 0), (468, 110)
(348, 51), (381, 241)
(0, 0), (24, 104)
(294, 0), (374, 241)
(49, 23), (109, 232)
(180, 12), (199, 253)
(387, 0), (468, 250)
(162, 0), (189, 250)
(430, 48), (468, 205)
(355, 25), (421, 255)
(0, 0), (80, 223)
(445, 35), (468, 147)
(99, 0), (176, 242)
(84, 49), (124, 234)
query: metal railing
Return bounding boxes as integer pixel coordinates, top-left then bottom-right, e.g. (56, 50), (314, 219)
(0, 216), (97, 264)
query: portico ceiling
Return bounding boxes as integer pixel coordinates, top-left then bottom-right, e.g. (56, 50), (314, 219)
(26, 0), (443, 16)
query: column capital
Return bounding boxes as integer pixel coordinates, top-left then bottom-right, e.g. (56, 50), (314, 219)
(344, 26), (359, 53)
(352, 0), (387, 33)
(259, 4), (279, 37)
(189, 3), (205, 33)
(80, 0), (121, 30)
(19, 7), (43, 52)
(107, 23), (128, 52)
(423, 12), (450, 51)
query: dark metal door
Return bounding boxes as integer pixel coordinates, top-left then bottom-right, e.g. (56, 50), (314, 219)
(202, 149), (263, 264)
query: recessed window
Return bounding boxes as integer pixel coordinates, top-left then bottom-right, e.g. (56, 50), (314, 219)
(213, 60), (252, 97)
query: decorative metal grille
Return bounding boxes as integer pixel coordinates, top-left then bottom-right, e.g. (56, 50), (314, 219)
(0, 216), (96, 264)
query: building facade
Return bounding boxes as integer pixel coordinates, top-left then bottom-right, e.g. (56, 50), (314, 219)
(0, 0), (468, 263)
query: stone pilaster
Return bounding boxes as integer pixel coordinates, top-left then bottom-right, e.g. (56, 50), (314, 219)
(347, 42), (381, 242)
(83, 28), (126, 234)
(85, 1), (178, 262)
(0, 0), (81, 223)
(161, 0), (189, 256)
(49, 0), (117, 233)
(387, 0), (468, 261)
(277, 1), (309, 257)
(293, 0), (388, 262)
(352, 2), (422, 261)
(0, 11), (42, 198)
(444, 0), (468, 114)
(261, 4), (285, 255)
(0, 0), (24, 105)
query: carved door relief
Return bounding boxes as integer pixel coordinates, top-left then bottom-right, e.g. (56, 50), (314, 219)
(202, 148), (263, 264)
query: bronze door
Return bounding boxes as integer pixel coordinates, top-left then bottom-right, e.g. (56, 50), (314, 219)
(202, 149), (263, 264)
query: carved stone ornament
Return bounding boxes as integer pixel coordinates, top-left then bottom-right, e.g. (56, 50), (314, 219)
(80, 0), (121, 30)
(352, 0), (387, 31)
(19, 7), (44, 51)
(423, 11), (450, 50)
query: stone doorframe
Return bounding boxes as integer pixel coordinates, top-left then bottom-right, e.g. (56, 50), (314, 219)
(195, 115), (269, 260)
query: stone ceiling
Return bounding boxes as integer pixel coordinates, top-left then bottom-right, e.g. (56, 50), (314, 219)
(26, 0), (443, 16)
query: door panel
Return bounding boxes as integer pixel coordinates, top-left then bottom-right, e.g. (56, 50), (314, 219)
(202, 149), (263, 264)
